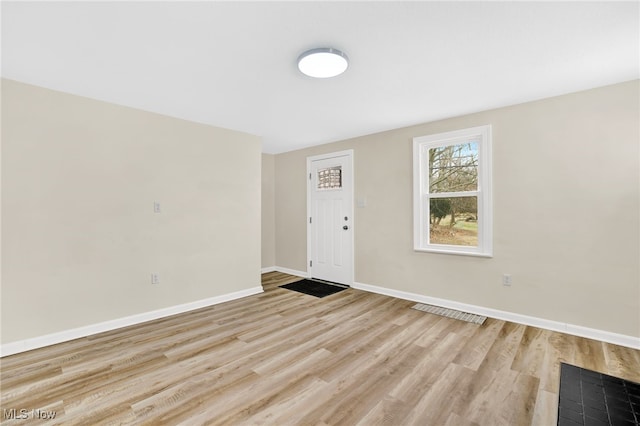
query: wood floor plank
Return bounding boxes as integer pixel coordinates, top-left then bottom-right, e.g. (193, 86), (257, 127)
(354, 395), (411, 426)
(1, 271), (639, 425)
(510, 326), (549, 377)
(244, 377), (330, 425)
(451, 317), (506, 370)
(499, 373), (539, 426)
(388, 331), (470, 405)
(474, 320), (526, 375)
(402, 362), (476, 425)
(306, 343), (428, 426)
(602, 342), (640, 381)
(531, 388), (558, 426)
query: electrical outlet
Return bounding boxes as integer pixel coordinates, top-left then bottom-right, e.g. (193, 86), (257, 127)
(151, 273), (160, 285)
(502, 274), (512, 286)
(153, 202), (161, 213)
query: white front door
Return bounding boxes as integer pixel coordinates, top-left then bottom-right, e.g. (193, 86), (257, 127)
(307, 150), (353, 285)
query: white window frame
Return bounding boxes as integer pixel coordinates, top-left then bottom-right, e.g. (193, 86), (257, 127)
(413, 124), (493, 257)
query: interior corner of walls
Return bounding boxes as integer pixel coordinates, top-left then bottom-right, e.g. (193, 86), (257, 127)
(274, 266), (309, 278)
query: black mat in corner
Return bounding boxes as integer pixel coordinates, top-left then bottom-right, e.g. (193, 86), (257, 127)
(558, 362), (640, 426)
(279, 279), (348, 298)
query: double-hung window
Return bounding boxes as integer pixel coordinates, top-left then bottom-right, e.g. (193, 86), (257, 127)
(413, 125), (492, 257)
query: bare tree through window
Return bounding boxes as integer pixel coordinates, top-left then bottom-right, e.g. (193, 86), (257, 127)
(428, 142), (479, 246)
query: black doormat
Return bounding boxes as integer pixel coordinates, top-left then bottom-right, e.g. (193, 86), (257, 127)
(558, 362), (640, 426)
(279, 279), (348, 298)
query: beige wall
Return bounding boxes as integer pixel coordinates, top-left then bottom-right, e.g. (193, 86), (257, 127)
(1, 79), (262, 343)
(262, 154), (276, 268)
(275, 80), (640, 338)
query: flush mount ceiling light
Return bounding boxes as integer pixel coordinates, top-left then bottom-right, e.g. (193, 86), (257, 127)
(297, 47), (349, 78)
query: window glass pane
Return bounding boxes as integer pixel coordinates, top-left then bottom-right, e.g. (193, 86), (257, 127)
(318, 166), (342, 190)
(429, 141), (478, 193)
(429, 196), (478, 246)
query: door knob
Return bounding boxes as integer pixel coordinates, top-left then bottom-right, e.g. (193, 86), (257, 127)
(343, 225), (349, 230)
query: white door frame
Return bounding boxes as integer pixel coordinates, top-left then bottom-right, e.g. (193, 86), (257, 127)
(306, 149), (354, 285)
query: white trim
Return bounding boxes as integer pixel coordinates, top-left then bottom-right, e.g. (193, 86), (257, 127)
(352, 281), (640, 350)
(306, 149), (355, 286)
(261, 266), (309, 278)
(271, 266), (309, 278)
(413, 247), (493, 258)
(0, 286), (264, 358)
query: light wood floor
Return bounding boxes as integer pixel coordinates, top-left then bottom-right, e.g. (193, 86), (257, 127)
(2, 272), (639, 425)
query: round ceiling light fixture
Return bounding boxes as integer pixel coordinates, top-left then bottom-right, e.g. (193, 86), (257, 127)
(297, 47), (349, 78)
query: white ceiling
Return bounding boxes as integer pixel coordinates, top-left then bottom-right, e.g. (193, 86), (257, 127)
(2, 1), (638, 154)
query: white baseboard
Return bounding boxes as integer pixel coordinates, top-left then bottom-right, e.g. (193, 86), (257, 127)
(0, 286), (264, 358)
(262, 266), (309, 278)
(352, 281), (640, 350)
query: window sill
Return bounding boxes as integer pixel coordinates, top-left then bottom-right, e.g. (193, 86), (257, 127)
(414, 247), (493, 258)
